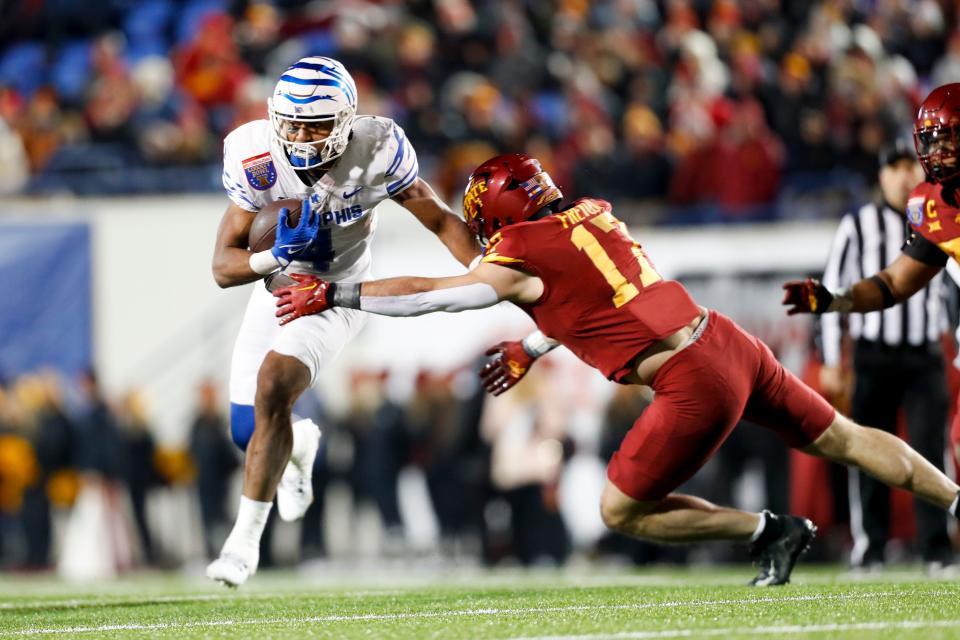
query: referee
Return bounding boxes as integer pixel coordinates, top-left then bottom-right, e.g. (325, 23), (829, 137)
(820, 140), (953, 571)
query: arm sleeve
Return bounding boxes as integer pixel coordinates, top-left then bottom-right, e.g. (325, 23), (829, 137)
(385, 122), (419, 198)
(820, 214), (857, 367)
(359, 282), (500, 317)
(902, 227), (950, 267)
(222, 137), (265, 212)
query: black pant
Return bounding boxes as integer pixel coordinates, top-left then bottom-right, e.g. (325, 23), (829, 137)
(849, 341), (952, 565)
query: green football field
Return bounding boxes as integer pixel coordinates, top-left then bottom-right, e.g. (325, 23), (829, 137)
(1, 566), (959, 639)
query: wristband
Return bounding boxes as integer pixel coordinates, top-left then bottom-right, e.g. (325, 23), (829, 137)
(824, 287), (853, 313)
(249, 250), (280, 275)
(332, 282), (361, 309)
(868, 275), (897, 309)
(468, 254), (483, 271)
(521, 330), (554, 358)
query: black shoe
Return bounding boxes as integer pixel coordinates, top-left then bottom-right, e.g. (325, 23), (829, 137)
(749, 511), (816, 586)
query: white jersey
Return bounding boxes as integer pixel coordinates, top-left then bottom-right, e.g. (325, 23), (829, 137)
(222, 115), (419, 280)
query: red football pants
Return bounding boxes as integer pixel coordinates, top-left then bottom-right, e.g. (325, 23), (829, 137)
(608, 310), (836, 501)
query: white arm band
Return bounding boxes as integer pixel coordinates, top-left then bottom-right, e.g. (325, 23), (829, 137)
(358, 283), (500, 317)
(521, 330), (560, 358)
(249, 250), (280, 275)
(468, 254), (483, 271)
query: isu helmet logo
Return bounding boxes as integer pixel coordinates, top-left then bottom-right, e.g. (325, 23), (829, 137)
(463, 177), (488, 225)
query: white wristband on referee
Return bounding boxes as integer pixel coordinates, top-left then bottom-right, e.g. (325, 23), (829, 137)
(249, 250), (280, 275)
(521, 330), (556, 358)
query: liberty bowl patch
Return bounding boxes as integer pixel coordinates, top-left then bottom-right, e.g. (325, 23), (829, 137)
(906, 197), (924, 227)
(243, 152), (277, 191)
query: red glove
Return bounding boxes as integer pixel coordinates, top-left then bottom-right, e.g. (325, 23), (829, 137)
(273, 273), (332, 325)
(480, 340), (535, 396)
(782, 278), (834, 315)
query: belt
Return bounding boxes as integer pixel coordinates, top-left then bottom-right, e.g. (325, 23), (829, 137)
(680, 312), (709, 351)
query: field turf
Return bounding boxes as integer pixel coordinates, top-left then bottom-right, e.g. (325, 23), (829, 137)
(1, 565), (958, 639)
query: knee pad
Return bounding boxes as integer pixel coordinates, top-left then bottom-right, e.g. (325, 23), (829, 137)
(230, 403), (256, 451)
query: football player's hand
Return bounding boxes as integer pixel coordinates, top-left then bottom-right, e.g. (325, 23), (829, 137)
(273, 273), (332, 325)
(782, 278), (834, 315)
(480, 340), (534, 396)
(271, 199), (320, 266)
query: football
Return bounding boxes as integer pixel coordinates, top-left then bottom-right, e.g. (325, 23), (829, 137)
(248, 198), (302, 252)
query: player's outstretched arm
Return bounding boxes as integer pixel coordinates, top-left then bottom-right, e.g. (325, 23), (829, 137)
(782, 254), (942, 315)
(392, 178), (481, 268)
(273, 262), (541, 324)
(212, 202), (263, 288)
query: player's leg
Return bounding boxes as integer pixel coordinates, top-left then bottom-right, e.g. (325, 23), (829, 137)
(209, 290), (366, 586)
(226, 285), (323, 516)
(600, 483), (759, 542)
(602, 311), (814, 585)
(268, 305), (365, 522)
(743, 333), (960, 519)
(802, 414), (960, 513)
(208, 351), (310, 587)
(245, 351), (312, 500)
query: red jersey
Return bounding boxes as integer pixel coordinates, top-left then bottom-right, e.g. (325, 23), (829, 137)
(905, 182), (960, 265)
(481, 198), (701, 380)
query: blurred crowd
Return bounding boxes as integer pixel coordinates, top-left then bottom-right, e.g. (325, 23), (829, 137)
(0, 0), (956, 219)
(1, 336), (953, 574)
(0, 351), (769, 572)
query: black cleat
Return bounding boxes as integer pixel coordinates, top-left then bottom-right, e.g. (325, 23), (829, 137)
(749, 511), (816, 586)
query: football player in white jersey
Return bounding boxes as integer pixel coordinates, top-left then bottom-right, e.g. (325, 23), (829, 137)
(206, 56), (480, 587)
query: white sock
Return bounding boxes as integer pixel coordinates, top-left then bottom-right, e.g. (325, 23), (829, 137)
(748, 512), (766, 543)
(223, 495), (272, 555)
(290, 418), (319, 467)
(950, 493), (960, 518)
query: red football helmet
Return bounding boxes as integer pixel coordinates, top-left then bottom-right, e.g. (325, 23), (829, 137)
(462, 154), (563, 245)
(914, 83), (960, 183)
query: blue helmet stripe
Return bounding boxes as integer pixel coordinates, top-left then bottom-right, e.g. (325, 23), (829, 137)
(279, 76), (355, 103)
(286, 62), (355, 102)
(282, 93), (337, 104)
(296, 61), (354, 99)
(290, 60), (347, 82)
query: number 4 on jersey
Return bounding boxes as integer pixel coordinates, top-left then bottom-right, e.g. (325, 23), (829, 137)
(570, 212), (660, 308)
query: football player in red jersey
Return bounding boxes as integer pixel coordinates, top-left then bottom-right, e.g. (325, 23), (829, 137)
(274, 153), (960, 586)
(783, 83), (960, 471)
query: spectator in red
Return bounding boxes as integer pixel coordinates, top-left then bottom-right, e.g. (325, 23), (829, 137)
(173, 13), (251, 111)
(670, 98), (784, 215)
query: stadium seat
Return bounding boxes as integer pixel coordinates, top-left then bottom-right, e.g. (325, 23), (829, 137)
(51, 40), (92, 105)
(0, 42), (47, 97)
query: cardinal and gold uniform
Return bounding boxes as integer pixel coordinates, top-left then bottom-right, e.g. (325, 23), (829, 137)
(482, 198), (835, 501)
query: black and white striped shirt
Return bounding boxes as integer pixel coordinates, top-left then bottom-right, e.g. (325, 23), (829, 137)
(821, 201), (948, 367)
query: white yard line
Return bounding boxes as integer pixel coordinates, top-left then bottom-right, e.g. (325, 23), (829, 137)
(1, 591), (940, 636)
(0, 590), (402, 611)
(508, 619), (960, 639)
